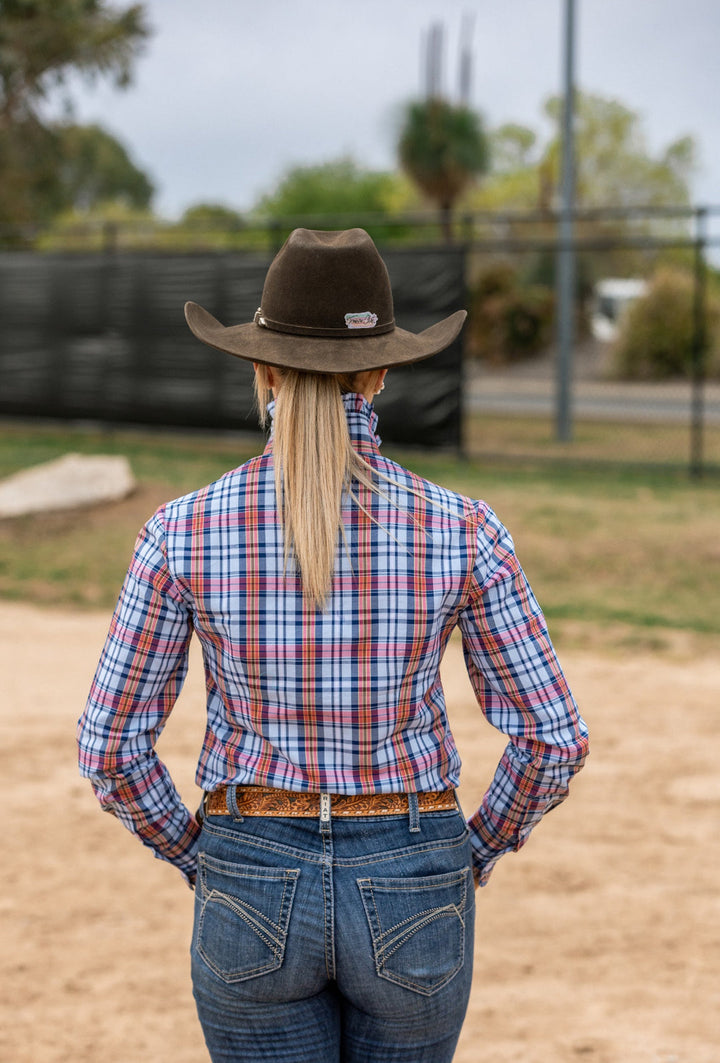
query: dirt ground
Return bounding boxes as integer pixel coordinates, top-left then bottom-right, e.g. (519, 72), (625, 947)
(1, 601), (717, 1063)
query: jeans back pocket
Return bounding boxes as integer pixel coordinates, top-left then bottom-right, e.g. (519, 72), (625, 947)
(357, 867), (470, 997)
(194, 853), (299, 984)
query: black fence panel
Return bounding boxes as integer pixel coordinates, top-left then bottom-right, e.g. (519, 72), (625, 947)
(0, 249), (466, 449)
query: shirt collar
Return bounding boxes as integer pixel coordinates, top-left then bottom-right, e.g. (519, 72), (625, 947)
(266, 392), (382, 455)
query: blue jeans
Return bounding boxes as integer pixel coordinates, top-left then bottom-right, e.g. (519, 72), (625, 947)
(190, 795), (475, 1062)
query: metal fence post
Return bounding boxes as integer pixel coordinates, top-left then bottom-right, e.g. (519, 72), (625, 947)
(555, 0), (577, 443)
(690, 207), (708, 478)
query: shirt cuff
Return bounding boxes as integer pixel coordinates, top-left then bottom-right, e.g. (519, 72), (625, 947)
(471, 850), (502, 887)
(468, 825), (528, 887)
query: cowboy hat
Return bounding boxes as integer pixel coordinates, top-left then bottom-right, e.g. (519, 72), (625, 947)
(184, 227), (466, 373)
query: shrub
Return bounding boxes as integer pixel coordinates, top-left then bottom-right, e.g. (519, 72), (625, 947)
(467, 263), (555, 364)
(611, 267), (720, 380)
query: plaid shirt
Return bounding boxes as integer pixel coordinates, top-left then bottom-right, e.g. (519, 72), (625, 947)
(78, 394), (588, 886)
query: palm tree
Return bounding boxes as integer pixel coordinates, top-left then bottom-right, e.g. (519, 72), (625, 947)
(398, 98), (489, 242)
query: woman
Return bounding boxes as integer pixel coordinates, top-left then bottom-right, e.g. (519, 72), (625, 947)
(78, 228), (588, 1063)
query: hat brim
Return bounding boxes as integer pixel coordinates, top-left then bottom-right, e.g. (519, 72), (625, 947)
(184, 302), (466, 373)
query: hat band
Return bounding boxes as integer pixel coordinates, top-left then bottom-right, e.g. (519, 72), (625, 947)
(254, 308), (395, 339)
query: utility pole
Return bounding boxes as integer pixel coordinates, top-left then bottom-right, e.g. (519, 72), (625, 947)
(423, 22), (444, 99)
(458, 13), (475, 104)
(556, 0), (577, 441)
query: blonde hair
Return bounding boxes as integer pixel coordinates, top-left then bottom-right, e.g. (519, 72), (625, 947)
(255, 364), (381, 609)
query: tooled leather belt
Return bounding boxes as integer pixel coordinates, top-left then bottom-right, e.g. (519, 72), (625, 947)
(204, 785), (457, 818)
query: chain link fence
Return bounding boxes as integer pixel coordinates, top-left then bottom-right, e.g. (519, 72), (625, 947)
(458, 205), (720, 476)
(1, 206), (718, 474)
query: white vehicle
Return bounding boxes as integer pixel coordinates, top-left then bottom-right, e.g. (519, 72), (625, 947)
(590, 278), (648, 342)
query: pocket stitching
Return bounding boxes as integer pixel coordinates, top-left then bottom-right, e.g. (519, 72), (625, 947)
(196, 863), (299, 984)
(358, 869), (469, 996)
(203, 890), (286, 958)
(375, 903), (466, 965)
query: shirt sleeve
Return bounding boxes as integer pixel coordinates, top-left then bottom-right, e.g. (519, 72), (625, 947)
(76, 510), (201, 885)
(457, 504), (589, 887)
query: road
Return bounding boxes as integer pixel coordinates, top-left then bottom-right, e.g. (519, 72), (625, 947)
(466, 375), (720, 424)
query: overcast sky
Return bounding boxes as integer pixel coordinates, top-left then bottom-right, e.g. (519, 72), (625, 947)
(61, 0), (720, 219)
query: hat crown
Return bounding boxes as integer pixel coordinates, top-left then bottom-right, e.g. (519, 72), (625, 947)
(184, 226), (467, 373)
(259, 228), (395, 338)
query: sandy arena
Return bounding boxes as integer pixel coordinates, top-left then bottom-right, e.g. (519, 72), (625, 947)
(1, 601), (717, 1062)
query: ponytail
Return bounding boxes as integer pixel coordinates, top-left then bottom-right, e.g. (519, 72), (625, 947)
(254, 366), (378, 609)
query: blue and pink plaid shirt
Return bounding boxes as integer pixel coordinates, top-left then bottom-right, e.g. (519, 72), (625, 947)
(78, 394), (588, 885)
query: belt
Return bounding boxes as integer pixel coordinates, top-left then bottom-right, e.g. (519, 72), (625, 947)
(204, 785), (457, 819)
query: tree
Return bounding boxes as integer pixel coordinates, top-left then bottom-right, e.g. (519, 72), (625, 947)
(55, 123), (153, 210)
(254, 156), (409, 242)
(0, 118), (154, 230)
(397, 98), (489, 241)
(256, 157), (400, 220)
(471, 92), (696, 216)
(490, 123), (538, 174)
(36, 200), (156, 251)
(0, 0), (150, 229)
(0, 0), (149, 125)
(0, 115), (63, 225)
(465, 91), (698, 281)
(181, 203), (244, 229)
(542, 92), (696, 210)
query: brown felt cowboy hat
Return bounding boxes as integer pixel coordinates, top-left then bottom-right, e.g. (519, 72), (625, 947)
(184, 227), (466, 373)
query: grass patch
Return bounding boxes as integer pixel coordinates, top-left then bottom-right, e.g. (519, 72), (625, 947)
(0, 422), (262, 489)
(1, 419), (719, 639)
(465, 412), (720, 469)
(397, 447), (720, 638)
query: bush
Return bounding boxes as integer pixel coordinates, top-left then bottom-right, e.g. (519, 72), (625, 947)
(612, 267), (720, 380)
(467, 263), (555, 364)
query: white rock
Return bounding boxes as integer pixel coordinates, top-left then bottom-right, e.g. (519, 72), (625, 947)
(0, 453), (136, 518)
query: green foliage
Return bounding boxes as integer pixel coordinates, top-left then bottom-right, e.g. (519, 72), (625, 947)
(469, 93), (697, 277)
(0, 0), (150, 227)
(399, 99), (490, 202)
(55, 122), (153, 209)
(253, 156), (413, 243)
(467, 262), (554, 364)
(489, 123), (538, 174)
(181, 203), (245, 228)
(36, 201), (281, 252)
(461, 91), (700, 288)
(35, 201), (158, 250)
(0, 116), (64, 230)
(398, 98), (489, 238)
(257, 156), (395, 218)
(0, 119), (154, 239)
(542, 92), (695, 210)
(0, 0), (149, 119)
(165, 203), (249, 248)
(612, 268), (720, 380)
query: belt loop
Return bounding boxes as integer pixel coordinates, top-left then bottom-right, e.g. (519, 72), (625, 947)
(227, 785), (244, 822)
(408, 792), (421, 833)
(319, 792), (331, 834)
